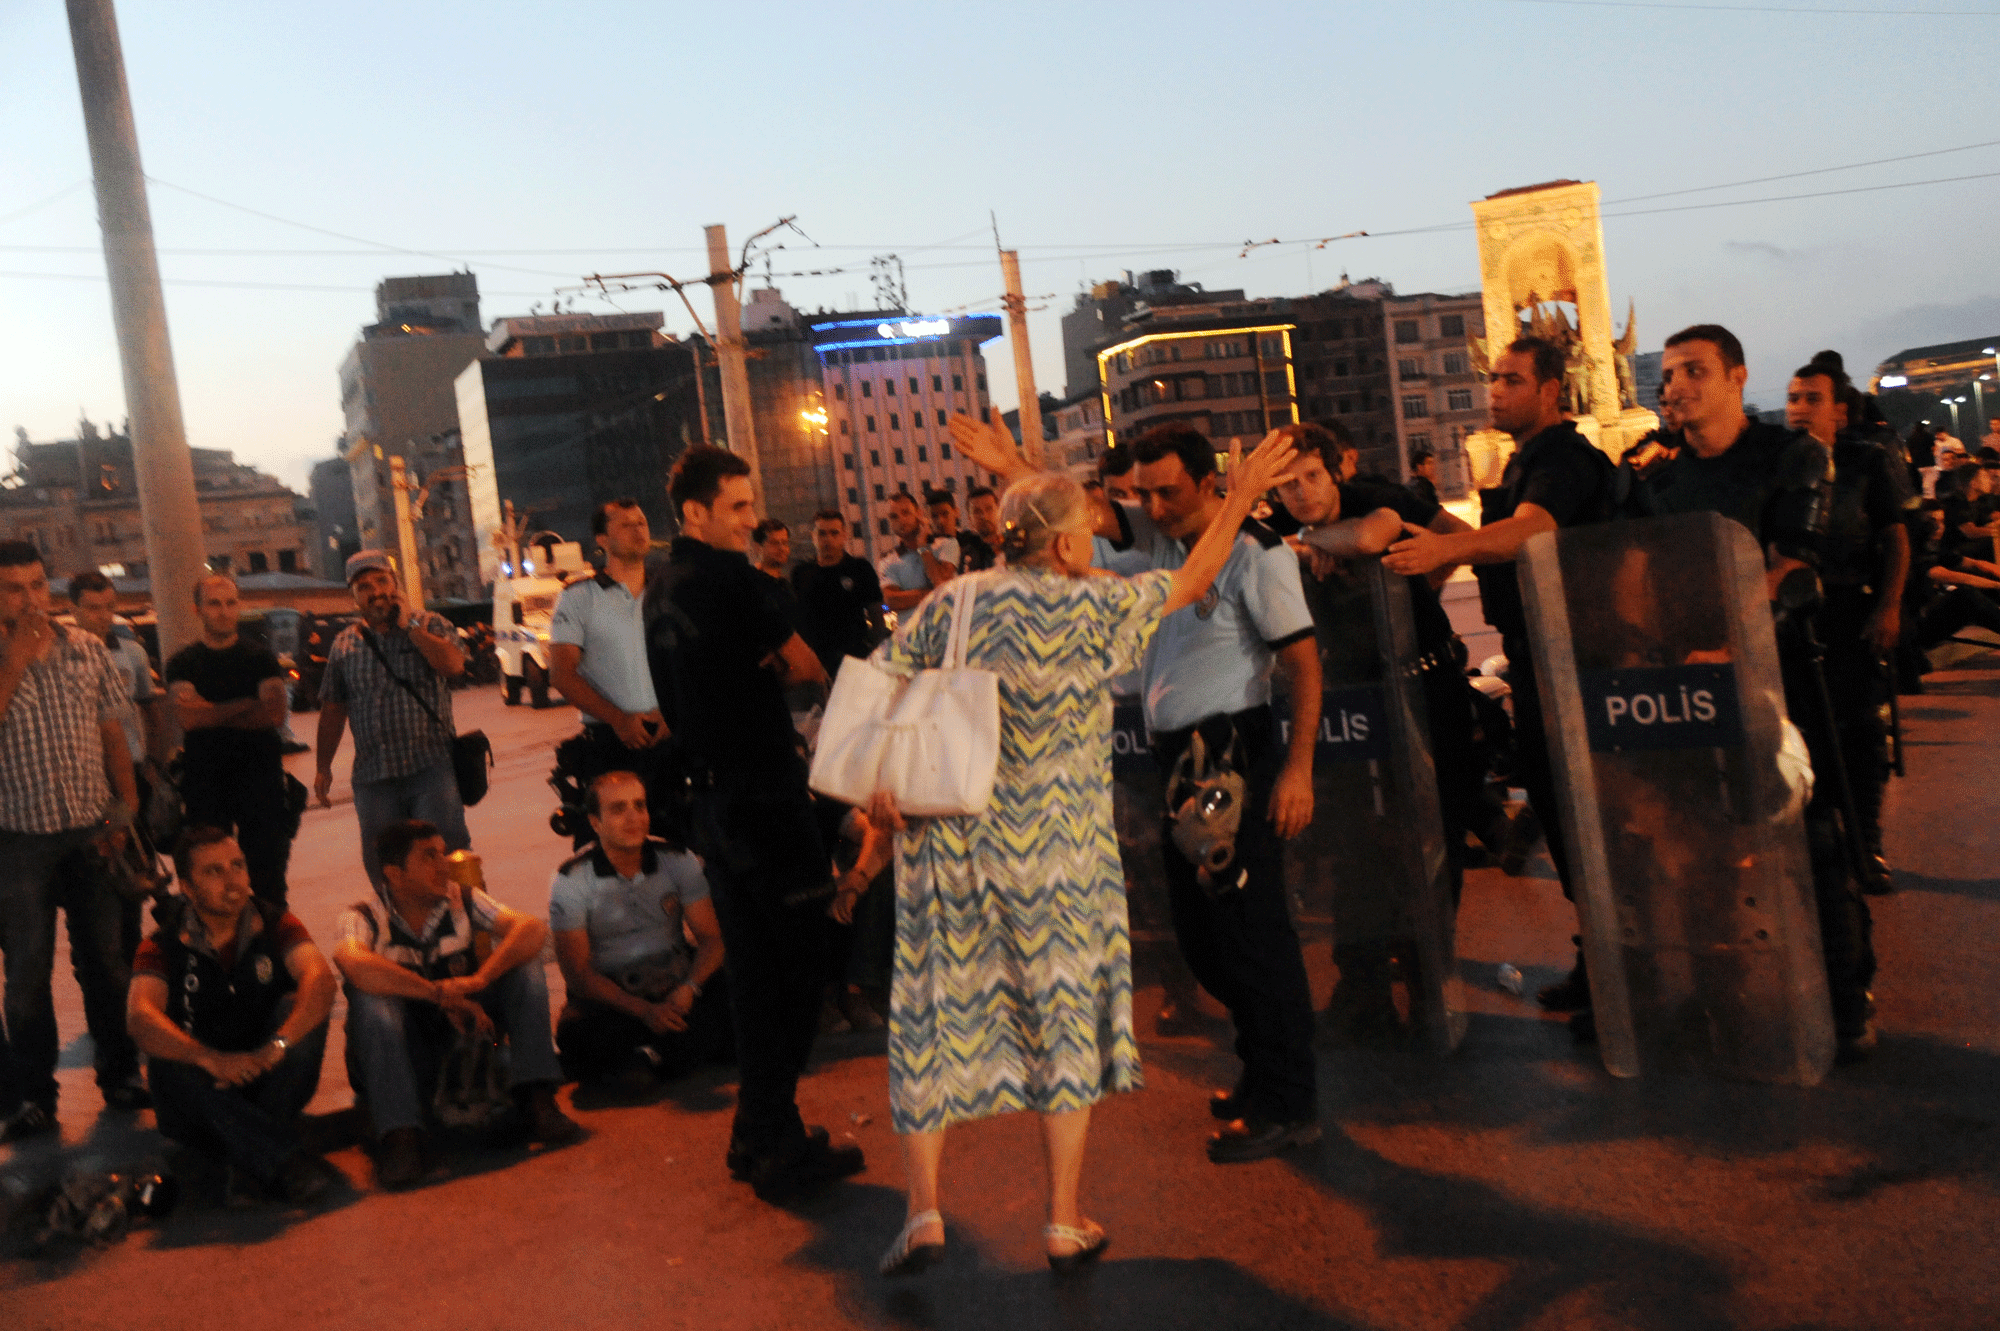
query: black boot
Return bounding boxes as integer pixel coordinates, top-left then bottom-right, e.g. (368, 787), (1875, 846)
(1538, 940), (1591, 1012)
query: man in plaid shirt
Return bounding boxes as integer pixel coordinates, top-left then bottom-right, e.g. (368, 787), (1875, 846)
(0, 541), (140, 1142)
(313, 551), (468, 888)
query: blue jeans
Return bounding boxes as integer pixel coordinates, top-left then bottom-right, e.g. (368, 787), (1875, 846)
(343, 963), (562, 1136)
(353, 761), (470, 888)
(0, 827), (114, 1113)
(149, 1012), (327, 1185)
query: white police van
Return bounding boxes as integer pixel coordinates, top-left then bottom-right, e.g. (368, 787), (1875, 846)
(492, 539), (587, 707)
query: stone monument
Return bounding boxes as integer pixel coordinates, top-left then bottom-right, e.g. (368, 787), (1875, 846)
(1461, 180), (1658, 476)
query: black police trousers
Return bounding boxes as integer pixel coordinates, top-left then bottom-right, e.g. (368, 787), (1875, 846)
(1818, 588), (1891, 857)
(1778, 632), (1877, 1038)
(688, 757), (831, 1156)
(1153, 706), (1317, 1125)
(1502, 634), (1577, 897)
(559, 724), (688, 848)
(181, 757), (293, 908)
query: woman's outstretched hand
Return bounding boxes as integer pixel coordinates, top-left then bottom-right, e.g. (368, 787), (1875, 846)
(1227, 429), (1300, 503)
(947, 412), (1028, 481)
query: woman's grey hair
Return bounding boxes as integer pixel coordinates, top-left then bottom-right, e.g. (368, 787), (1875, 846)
(999, 473), (1090, 565)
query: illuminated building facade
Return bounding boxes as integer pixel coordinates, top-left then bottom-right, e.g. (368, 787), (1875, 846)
(1872, 335), (2000, 437)
(1097, 320), (1300, 449)
(811, 313), (1002, 564)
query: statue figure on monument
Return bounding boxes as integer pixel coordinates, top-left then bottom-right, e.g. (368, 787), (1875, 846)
(1613, 298), (1639, 411)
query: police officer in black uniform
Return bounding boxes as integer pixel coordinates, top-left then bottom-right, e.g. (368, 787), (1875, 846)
(1786, 353), (1913, 895)
(1620, 324), (1876, 1061)
(1385, 336), (1616, 1020)
(643, 445), (864, 1201)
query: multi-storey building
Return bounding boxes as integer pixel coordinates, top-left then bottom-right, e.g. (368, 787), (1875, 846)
(1382, 291), (1490, 498)
(406, 428), (481, 603)
(1060, 271), (1246, 399)
(742, 287), (844, 539)
(455, 311), (706, 586)
(0, 421), (312, 586)
(1873, 335), (2000, 436)
(1633, 350), (1663, 413)
(307, 456), (360, 582)
(1288, 282), (1399, 477)
(810, 312), (1000, 562)
(1044, 389), (1104, 472)
(338, 274), (487, 554)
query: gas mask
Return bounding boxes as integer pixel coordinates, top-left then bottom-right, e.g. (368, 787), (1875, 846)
(1166, 731), (1248, 897)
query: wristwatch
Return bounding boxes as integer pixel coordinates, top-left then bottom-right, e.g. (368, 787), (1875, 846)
(269, 1036), (289, 1054)
(683, 980), (703, 999)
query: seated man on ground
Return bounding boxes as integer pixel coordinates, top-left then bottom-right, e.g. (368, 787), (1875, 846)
(333, 820), (579, 1189)
(127, 827), (337, 1206)
(551, 772), (733, 1090)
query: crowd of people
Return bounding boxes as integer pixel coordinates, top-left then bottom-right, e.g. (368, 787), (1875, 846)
(0, 319), (1993, 1271)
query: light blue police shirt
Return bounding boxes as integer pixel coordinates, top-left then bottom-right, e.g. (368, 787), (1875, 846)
(878, 538), (959, 593)
(547, 839), (711, 975)
(1113, 502), (1315, 734)
(549, 571), (658, 715)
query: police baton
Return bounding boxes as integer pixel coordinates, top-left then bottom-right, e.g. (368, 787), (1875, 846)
(1883, 653), (1905, 779)
(1773, 571), (1873, 885)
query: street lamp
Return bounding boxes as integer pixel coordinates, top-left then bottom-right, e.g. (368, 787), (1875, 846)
(1942, 395), (1968, 435)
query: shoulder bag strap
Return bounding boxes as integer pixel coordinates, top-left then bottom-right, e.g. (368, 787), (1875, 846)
(944, 572), (979, 670)
(359, 628), (453, 738)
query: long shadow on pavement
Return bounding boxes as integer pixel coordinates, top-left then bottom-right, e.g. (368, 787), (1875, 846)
(779, 1182), (1371, 1331)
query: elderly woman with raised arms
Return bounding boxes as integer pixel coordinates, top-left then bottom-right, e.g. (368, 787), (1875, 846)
(868, 420), (1296, 1276)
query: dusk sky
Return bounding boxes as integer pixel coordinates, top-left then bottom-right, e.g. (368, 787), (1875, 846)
(4, 0), (1996, 492)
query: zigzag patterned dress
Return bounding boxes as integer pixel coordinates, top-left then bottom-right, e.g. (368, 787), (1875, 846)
(877, 566), (1174, 1133)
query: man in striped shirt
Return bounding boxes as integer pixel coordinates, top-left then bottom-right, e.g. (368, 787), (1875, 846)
(0, 540), (139, 1142)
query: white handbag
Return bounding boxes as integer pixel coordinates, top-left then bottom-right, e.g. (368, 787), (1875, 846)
(808, 574), (1001, 817)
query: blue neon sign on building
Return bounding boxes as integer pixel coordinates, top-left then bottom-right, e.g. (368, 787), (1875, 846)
(809, 313), (1003, 356)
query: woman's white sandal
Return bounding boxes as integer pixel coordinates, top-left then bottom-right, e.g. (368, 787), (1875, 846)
(879, 1209), (945, 1276)
(1044, 1220), (1109, 1272)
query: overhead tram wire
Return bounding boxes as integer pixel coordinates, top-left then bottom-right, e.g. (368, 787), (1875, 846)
(1265, 137), (2000, 250)
(1498, 0), (2000, 15)
(144, 176), (584, 280)
(11, 138), (1997, 297)
(0, 182), (90, 229)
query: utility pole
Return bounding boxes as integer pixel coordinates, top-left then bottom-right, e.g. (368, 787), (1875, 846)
(704, 225), (762, 494)
(999, 250), (1046, 467)
(388, 456), (426, 609)
(66, 0), (207, 659)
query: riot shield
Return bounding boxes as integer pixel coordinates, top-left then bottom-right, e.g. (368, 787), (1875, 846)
(1280, 555), (1466, 1054)
(1518, 511), (1836, 1085)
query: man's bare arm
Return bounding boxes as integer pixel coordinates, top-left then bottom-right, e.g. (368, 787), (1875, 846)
(882, 584), (928, 613)
(170, 680), (268, 731)
(406, 616), (466, 679)
(100, 718), (138, 814)
(313, 702), (348, 806)
(333, 939), (444, 999)
(1383, 503), (1557, 577)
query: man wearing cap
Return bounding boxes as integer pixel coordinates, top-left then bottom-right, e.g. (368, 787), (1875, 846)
(314, 551), (469, 887)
